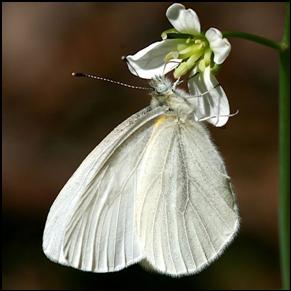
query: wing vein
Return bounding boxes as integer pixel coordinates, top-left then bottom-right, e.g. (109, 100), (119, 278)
(188, 199), (216, 255)
(162, 127), (177, 274)
(189, 178), (230, 230)
(184, 125), (230, 180)
(151, 127), (175, 269)
(184, 126), (235, 216)
(138, 122), (174, 239)
(96, 204), (107, 269)
(177, 125), (196, 269)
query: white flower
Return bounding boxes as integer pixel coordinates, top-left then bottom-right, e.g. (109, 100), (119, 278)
(125, 3), (231, 127)
(188, 67), (230, 127)
(205, 28), (231, 65)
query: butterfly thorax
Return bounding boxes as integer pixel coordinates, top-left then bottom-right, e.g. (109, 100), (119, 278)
(149, 76), (195, 122)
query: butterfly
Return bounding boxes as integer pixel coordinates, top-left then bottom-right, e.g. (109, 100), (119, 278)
(43, 74), (239, 277)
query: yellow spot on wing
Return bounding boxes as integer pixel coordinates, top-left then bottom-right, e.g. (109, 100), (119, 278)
(154, 115), (176, 129)
(154, 115), (167, 127)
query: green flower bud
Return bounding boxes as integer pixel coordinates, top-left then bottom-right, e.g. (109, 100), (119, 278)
(179, 43), (204, 59)
(203, 48), (213, 67)
(198, 59), (206, 72)
(174, 62), (188, 78)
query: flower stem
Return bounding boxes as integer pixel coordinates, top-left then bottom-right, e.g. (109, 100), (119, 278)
(223, 31), (283, 51)
(225, 4), (290, 289)
(279, 3), (290, 290)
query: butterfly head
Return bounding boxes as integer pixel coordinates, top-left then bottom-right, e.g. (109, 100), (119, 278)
(149, 76), (195, 122)
(149, 76), (174, 97)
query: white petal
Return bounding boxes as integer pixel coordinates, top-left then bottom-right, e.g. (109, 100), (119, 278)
(166, 3), (201, 35)
(126, 40), (182, 79)
(188, 67), (230, 127)
(205, 28), (231, 64)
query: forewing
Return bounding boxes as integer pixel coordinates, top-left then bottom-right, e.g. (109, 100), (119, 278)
(43, 106), (166, 272)
(136, 116), (239, 276)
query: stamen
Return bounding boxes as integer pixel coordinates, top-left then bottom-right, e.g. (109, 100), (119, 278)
(197, 110), (239, 122)
(187, 83), (222, 99)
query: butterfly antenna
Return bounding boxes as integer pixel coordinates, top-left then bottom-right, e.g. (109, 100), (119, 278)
(72, 72), (151, 91)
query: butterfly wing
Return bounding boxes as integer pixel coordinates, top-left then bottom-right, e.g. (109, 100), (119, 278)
(43, 106), (166, 272)
(136, 115), (239, 276)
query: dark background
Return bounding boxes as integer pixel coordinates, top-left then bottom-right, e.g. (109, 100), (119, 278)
(2, 2), (285, 290)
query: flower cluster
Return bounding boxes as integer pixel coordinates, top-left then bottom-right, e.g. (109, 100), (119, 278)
(125, 3), (232, 127)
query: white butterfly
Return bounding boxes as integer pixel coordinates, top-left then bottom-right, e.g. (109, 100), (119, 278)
(43, 75), (239, 277)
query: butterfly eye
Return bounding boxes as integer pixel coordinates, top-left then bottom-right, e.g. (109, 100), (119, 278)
(156, 83), (168, 94)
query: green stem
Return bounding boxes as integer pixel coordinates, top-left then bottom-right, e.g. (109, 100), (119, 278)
(224, 4), (290, 289)
(279, 3), (290, 290)
(223, 31), (283, 51)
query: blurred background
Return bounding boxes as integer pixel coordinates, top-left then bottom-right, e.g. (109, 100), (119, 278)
(2, 2), (286, 290)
